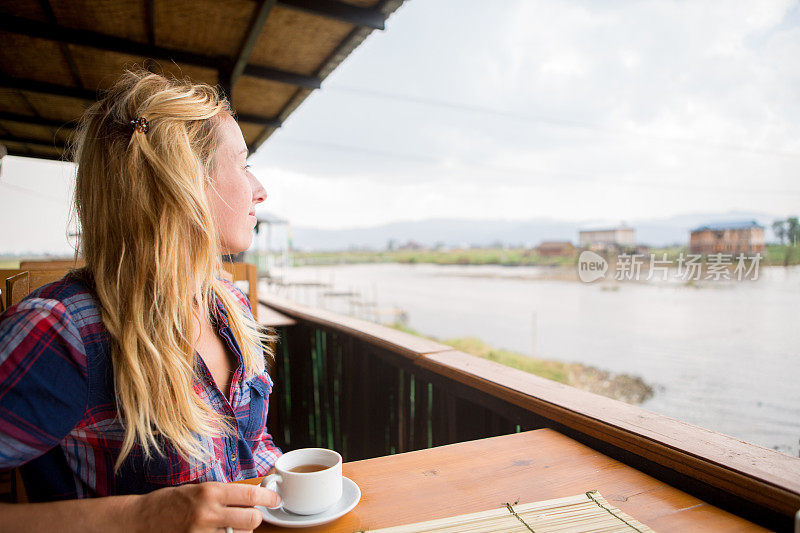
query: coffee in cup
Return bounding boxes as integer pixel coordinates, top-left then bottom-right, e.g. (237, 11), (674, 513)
(288, 463), (330, 473)
(260, 448), (343, 515)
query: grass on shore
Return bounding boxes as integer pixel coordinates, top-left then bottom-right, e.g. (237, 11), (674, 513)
(765, 243), (800, 265)
(390, 322), (568, 381)
(4, 245), (797, 271)
(389, 322), (653, 404)
(292, 247), (577, 267)
(291, 244), (800, 267)
(440, 336), (570, 383)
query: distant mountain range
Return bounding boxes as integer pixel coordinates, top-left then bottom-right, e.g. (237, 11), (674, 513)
(289, 210), (786, 251)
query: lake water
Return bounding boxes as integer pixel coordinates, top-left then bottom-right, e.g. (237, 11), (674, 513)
(267, 263), (800, 457)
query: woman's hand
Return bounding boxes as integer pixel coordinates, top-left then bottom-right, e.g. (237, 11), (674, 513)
(128, 481), (281, 532)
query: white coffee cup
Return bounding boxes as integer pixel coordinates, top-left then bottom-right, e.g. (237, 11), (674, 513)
(260, 448), (343, 515)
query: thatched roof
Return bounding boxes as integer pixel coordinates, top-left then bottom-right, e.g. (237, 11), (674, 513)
(0, 0), (404, 161)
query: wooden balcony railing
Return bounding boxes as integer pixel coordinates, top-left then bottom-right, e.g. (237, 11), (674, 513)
(261, 292), (800, 531)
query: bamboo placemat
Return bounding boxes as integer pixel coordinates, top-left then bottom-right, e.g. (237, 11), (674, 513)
(367, 491), (654, 532)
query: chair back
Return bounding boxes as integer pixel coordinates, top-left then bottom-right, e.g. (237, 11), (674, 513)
(0, 270), (70, 503)
(2, 261), (83, 311)
(0, 270), (20, 313)
(221, 262), (259, 320)
(5, 270), (72, 309)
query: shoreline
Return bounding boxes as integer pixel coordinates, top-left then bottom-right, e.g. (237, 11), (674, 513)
(289, 243), (800, 268)
(287, 262), (797, 286)
(390, 324), (654, 405)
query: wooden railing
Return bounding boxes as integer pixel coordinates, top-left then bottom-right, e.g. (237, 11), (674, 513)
(261, 292), (800, 531)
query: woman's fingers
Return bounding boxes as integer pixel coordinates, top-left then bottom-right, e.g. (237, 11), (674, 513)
(218, 482), (281, 509)
(219, 505), (265, 531)
(129, 482), (278, 533)
(212, 484), (277, 532)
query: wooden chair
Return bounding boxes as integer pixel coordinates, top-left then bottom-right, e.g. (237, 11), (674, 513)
(19, 258), (85, 271)
(0, 270), (21, 313)
(0, 269), (70, 503)
(4, 270), (72, 309)
(221, 262), (259, 321)
(2, 262), (83, 312)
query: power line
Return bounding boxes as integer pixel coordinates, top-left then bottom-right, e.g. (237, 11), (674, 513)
(274, 136), (800, 196)
(326, 85), (800, 160)
(275, 137), (598, 181)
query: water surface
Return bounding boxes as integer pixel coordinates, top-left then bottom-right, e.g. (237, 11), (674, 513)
(270, 263), (800, 456)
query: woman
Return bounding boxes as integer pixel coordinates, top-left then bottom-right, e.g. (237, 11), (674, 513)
(0, 70), (282, 532)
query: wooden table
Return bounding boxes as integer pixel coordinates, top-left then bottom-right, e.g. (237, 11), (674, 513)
(252, 429), (764, 532)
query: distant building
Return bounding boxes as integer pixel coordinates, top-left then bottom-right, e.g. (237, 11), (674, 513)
(578, 224), (635, 251)
(537, 241), (576, 257)
(399, 240), (424, 251)
(689, 220), (765, 255)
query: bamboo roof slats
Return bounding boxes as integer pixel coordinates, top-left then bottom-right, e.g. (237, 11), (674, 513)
(232, 76), (298, 118)
(8, 92), (88, 123)
(249, 7), (355, 76)
(155, 0), (256, 57)
(0, 0), (406, 160)
(48, 0), (149, 43)
(0, 32), (76, 85)
(0, 122), (59, 143)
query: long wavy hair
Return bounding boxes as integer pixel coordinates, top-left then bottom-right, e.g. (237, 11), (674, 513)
(71, 70), (270, 471)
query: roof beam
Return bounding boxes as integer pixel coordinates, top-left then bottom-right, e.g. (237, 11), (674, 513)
(0, 15), (214, 68)
(4, 148), (65, 161)
(0, 135), (66, 150)
(0, 110), (276, 134)
(0, 111), (77, 129)
(38, 0), (85, 89)
(0, 15), (320, 89)
(242, 64), (321, 89)
(145, 0), (155, 46)
(0, 92), (279, 130)
(0, 74), (97, 101)
(276, 0), (385, 30)
(220, 0), (277, 106)
(230, 0), (277, 86)
(237, 113), (282, 128)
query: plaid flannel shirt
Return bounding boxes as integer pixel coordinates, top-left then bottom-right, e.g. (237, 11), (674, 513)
(0, 273), (282, 501)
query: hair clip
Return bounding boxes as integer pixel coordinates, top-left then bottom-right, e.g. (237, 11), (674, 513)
(130, 116), (149, 134)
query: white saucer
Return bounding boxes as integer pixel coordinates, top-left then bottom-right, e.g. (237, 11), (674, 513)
(257, 476), (361, 528)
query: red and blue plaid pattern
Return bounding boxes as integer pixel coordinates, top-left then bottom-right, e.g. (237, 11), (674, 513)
(0, 274), (281, 501)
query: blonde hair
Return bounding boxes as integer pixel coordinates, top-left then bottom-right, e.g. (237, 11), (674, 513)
(71, 69), (271, 471)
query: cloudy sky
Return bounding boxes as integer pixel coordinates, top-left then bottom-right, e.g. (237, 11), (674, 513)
(2, 0), (799, 253)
